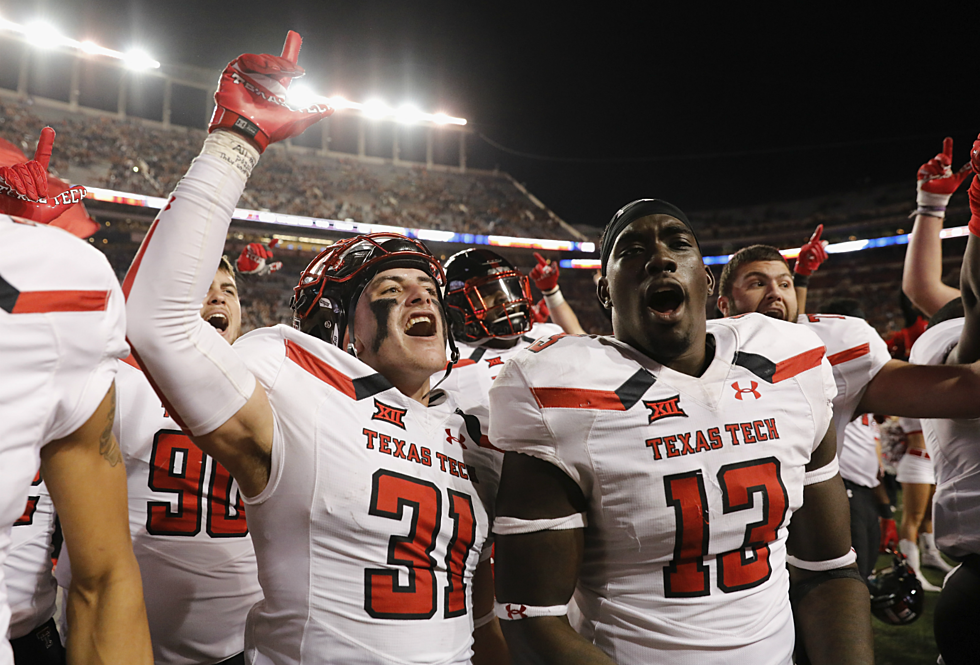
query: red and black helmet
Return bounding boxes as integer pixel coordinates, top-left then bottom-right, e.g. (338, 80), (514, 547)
(291, 233), (456, 362)
(443, 248), (532, 343)
(869, 552), (925, 625)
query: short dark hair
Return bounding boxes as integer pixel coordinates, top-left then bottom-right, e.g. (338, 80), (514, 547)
(929, 297), (964, 328)
(719, 245), (789, 299)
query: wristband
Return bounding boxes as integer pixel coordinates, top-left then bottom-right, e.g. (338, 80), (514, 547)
(543, 288), (566, 310)
(495, 601), (567, 620)
(877, 503), (896, 520)
(793, 273), (809, 288)
(201, 130), (260, 183)
(914, 189), (951, 220)
(473, 609), (496, 629)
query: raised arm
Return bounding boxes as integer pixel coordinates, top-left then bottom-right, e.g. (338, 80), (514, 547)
(787, 425), (874, 665)
(529, 252), (586, 335)
(793, 224), (828, 314)
(493, 452), (613, 665)
(122, 32), (330, 497)
(41, 385), (153, 665)
(902, 137), (972, 317)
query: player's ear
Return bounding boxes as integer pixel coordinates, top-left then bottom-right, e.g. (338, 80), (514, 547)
(704, 266), (716, 297)
(596, 274), (612, 310)
(716, 294), (730, 317)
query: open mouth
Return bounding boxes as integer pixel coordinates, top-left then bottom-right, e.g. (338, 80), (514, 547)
(206, 312), (229, 333)
(404, 313), (437, 337)
(760, 305), (786, 320)
(647, 284), (685, 316)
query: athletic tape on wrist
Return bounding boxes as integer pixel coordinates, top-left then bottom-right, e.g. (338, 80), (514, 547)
(787, 548), (857, 571)
(473, 609), (496, 629)
(201, 130), (260, 183)
(803, 456), (838, 486)
(492, 513), (587, 535)
(543, 288), (566, 310)
(494, 601), (568, 621)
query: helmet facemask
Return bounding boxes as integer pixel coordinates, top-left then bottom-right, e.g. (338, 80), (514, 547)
(448, 270), (532, 342)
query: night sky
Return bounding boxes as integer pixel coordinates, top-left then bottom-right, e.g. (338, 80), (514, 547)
(4, 1), (979, 230)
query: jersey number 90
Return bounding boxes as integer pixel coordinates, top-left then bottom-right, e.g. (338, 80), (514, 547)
(147, 430), (248, 538)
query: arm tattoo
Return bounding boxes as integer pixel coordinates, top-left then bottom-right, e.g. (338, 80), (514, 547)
(99, 383), (122, 467)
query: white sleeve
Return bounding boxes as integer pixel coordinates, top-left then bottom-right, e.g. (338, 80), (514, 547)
(124, 133), (260, 436)
(48, 270), (129, 443)
(489, 359), (572, 478)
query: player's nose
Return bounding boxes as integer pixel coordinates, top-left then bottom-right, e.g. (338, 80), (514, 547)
(644, 246), (677, 275)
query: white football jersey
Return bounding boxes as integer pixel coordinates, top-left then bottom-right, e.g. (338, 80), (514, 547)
(0, 215), (127, 665)
(909, 318), (980, 557)
(5, 473), (57, 639)
(438, 322), (565, 528)
(113, 358), (263, 665)
(838, 415), (881, 488)
(489, 314), (836, 664)
(234, 325), (493, 665)
(797, 314), (891, 445)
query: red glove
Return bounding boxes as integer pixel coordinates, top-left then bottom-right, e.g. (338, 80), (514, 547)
(530, 298), (550, 324)
(210, 31), (333, 152)
(916, 137), (973, 218)
(529, 252), (559, 293)
(794, 224), (829, 276)
(880, 517), (898, 553)
(237, 240), (283, 276)
(0, 127), (87, 224)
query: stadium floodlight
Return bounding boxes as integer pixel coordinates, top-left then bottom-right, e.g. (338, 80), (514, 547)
(123, 49), (161, 70)
(286, 83), (321, 109)
(24, 21), (60, 48)
(395, 104), (424, 124)
(363, 99), (391, 119)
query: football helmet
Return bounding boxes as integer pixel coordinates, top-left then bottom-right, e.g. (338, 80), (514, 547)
(443, 248), (533, 343)
(869, 552), (925, 625)
(292, 233), (458, 363)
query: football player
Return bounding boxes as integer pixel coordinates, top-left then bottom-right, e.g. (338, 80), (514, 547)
(57, 256), (263, 664)
(907, 135), (980, 665)
(489, 199), (872, 664)
(0, 128), (152, 664)
(124, 32), (506, 664)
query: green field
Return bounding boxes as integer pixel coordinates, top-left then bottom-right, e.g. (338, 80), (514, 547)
(872, 551), (944, 665)
(871, 493), (948, 665)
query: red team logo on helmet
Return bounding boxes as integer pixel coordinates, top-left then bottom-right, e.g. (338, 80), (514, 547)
(732, 381), (762, 400)
(643, 395), (687, 423)
(371, 399), (407, 429)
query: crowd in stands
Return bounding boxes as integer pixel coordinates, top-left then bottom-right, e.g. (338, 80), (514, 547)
(0, 98), (573, 240)
(5, 96), (962, 342)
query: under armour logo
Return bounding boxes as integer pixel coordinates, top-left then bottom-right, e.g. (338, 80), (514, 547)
(732, 381), (761, 400)
(505, 604), (528, 619)
(485, 356), (504, 368)
(371, 399), (407, 429)
(643, 395), (688, 423)
(446, 429), (468, 449)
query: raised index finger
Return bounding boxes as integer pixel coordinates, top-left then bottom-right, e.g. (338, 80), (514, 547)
(810, 224), (823, 244)
(943, 136), (954, 162)
(281, 31), (302, 65)
(533, 251), (548, 266)
(33, 127), (55, 170)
